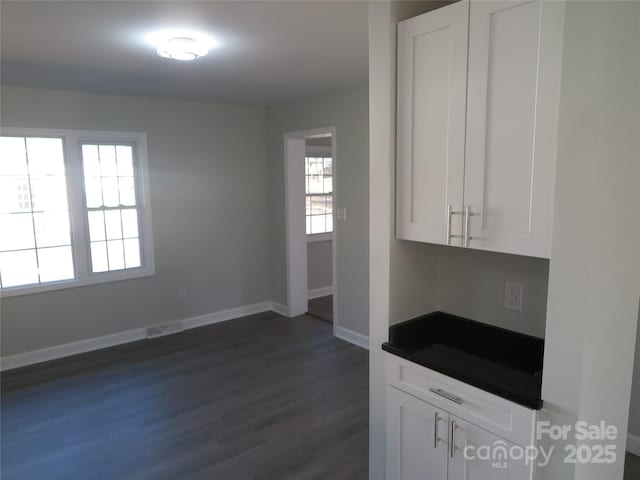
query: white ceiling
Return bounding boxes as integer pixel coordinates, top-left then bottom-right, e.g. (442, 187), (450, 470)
(0, 1), (368, 106)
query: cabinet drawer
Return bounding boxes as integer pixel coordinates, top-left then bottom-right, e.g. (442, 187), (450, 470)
(385, 353), (536, 447)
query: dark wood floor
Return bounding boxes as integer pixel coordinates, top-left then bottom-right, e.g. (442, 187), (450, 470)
(625, 452), (640, 479)
(307, 295), (333, 324)
(1, 312), (369, 480)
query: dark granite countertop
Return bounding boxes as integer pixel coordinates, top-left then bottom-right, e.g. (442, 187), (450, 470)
(382, 311), (544, 410)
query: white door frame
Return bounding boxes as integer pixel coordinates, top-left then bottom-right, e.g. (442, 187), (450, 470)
(284, 127), (337, 329)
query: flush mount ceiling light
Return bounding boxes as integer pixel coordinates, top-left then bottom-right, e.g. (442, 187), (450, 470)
(157, 36), (209, 61)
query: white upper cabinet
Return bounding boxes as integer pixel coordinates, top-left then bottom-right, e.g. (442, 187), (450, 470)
(396, 0), (468, 246)
(396, 0), (565, 258)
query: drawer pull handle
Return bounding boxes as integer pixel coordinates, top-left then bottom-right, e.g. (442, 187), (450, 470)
(434, 412), (439, 448)
(450, 421), (457, 458)
(429, 387), (463, 405)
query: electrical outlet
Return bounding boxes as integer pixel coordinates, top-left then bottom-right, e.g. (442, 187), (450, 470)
(337, 208), (347, 221)
(504, 281), (523, 312)
(178, 287), (188, 300)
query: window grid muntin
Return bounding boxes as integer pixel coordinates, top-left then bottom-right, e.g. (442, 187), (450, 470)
(0, 135), (75, 288)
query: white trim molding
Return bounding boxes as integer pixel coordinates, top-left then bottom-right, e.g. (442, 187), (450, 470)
(269, 301), (290, 317)
(334, 326), (370, 350)
(308, 286), (334, 299)
(628, 432), (640, 456)
(0, 301), (273, 371)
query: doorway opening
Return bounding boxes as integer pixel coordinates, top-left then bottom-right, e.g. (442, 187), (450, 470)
(284, 127), (337, 329)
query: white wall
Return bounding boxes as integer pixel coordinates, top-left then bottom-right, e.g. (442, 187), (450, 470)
(436, 246), (549, 338)
(538, 2), (640, 479)
(0, 85), (271, 357)
(629, 308), (640, 444)
(307, 240), (332, 291)
(268, 85), (369, 337)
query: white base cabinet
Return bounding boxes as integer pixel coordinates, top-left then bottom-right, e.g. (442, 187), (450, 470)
(385, 354), (536, 480)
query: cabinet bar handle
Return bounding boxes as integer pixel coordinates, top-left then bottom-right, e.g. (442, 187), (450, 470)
(450, 421), (457, 458)
(464, 205), (471, 247)
(463, 206), (480, 247)
(429, 387), (463, 405)
(434, 412), (439, 448)
(446, 204), (463, 245)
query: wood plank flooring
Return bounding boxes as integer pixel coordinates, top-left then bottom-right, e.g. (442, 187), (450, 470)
(1, 312), (369, 480)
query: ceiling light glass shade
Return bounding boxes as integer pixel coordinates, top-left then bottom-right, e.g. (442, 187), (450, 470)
(157, 37), (208, 61)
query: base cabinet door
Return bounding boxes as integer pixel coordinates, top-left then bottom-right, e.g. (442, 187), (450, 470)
(386, 386), (448, 480)
(448, 415), (534, 480)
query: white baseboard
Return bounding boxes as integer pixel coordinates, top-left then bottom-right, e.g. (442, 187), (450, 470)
(182, 302), (272, 329)
(628, 432), (640, 456)
(308, 286), (334, 300)
(334, 326), (369, 350)
(1, 301), (273, 371)
(0, 328), (146, 371)
(270, 301), (290, 317)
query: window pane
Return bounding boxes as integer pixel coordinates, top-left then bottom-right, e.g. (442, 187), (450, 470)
(34, 211), (71, 248)
(0, 213), (35, 251)
(309, 195), (326, 215)
(306, 216), (311, 235)
(38, 246), (74, 282)
(323, 176), (332, 194)
(0, 249), (38, 287)
(88, 211), (106, 241)
(30, 176), (68, 212)
(0, 137), (28, 176)
(325, 194), (333, 213)
(101, 177), (119, 207)
(118, 177), (136, 206)
(116, 146), (134, 176)
(25, 138), (65, 176)
(104, 209), (123, 240)
(326, 214), (333, 233)
(90, 241), (109, 273)
(121, 209), (139, 238)
(107, 239), (125, 270)
(308, 175), (323, 194)
(84, 177), (103, 208)
(323, 157), (332, 175)
(123, 238), (141, 268)
(98, 145), (117, 176)
(310, 215), (326, 234)
(0, 177), (32, 213)
(82, 145), (100, 177)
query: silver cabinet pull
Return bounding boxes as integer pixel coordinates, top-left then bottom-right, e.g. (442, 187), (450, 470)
(463, 205), (481, 247)
(446, 204), (463, 245)
(450, 421), (457, 458)
(429, 387), (463, 405)
(434, 412), (439, 448)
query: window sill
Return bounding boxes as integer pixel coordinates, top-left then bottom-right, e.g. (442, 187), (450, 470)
(307, 232), (333, 243)
(0, 266), (155, 299)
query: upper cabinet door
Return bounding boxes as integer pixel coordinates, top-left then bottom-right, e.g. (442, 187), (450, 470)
(396, 0), (469, 246)
(463, 0), (565, 258)
(386, 385), (449, 480)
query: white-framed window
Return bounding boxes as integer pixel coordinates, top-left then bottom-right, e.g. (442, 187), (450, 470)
(305, 155), (333, 241)
(0, 128), (154, 297)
